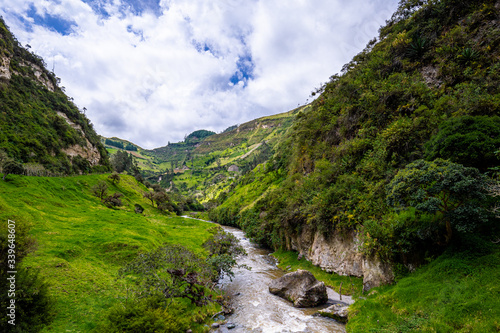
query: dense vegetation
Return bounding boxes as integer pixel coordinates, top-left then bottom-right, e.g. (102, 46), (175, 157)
(0, 18), (110, 175)
(204, 0), (500, 330)
(1, 0), (499, 331)
(210, 0), (500, 256)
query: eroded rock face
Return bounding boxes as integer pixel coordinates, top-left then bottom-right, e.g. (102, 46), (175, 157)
(0, 56), (11, 81)
(286, 225), (394, 291)
(57, 111), (102, 166)
(269, 270), (328, 308)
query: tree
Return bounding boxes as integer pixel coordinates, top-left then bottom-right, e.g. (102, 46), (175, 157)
(103, 192), (123, 208)
(387, 159), (490, 244)
(119, 244), (213, 306)
(108, 172), (120, 185)
(152, 184), (163, 192)
(153, 192), (171, 212)
(91, 181), (108, 201)
(111, 151), (139, 174)
(424, 116), (500, 171)
(202, 227), (247, 281)
(143, 191), (155, 207)
(2, 160), (24, 180)
(118, 231), (246, 307)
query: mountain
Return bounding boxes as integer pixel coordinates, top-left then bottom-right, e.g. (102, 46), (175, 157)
(205, 0), (500, 330)
(106, 108), (300, 201)
(0, 18), (110, 175)
(212, 0), (500, 251)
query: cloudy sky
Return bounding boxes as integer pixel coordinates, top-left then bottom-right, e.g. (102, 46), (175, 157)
(0, 0), (399, 149)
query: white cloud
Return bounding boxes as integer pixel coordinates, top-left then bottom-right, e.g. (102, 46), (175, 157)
(0, 0), (399, 149)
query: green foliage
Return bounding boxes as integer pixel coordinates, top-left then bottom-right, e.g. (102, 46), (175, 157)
(387, 159), (490, 243)
(96, 297), (190, 333)
(119, 244), (213, 306)
(111, 151), (139, 174)
(2, 160), (24, 179)
(91, 180), (108, 200)
(0, 19), (110, 174)
(348, 239), (500, 333)
(103, 192), (124, 208)
(424, 115), (500, 170)
(108, 172), (121, 184)
(119, 228), (245, 307)
(0, 267), (54, 332)
(0, 219), (54, 332)
(202, 227), (247, 281)
(407, 35), (428, 59)
(184, 129), (216, 144)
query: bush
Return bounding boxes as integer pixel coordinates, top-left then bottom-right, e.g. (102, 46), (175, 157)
(425, 116), (500, 170)
(103, 192), (124, 208)
(0, 267), (54, 332)
(2, 160), (24, 180)
(97, 297), (189, 333)
(387, 159), (490, 244)
(134, 203), (144, 214)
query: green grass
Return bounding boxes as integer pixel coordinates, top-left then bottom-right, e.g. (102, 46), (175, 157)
(272, 249), (363, 296)
(347, 240), (500, 333)
(0, 174), (216, 332)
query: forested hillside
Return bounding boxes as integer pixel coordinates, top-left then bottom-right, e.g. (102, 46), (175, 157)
(0, 18), (110, 175)
(207, 1), (500, 330)
(211, 0), (499, 254)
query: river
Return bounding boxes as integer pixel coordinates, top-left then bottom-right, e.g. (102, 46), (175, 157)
(214, 225), (353, 333)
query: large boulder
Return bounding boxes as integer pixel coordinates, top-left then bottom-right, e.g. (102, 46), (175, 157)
(269, 270), (328, 307)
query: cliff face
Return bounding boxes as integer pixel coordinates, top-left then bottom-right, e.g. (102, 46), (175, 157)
(0, 18), (110, 174)
(285, 225), (393, 291)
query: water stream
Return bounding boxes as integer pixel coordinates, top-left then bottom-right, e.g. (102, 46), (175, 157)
(214, 225), (352, 333)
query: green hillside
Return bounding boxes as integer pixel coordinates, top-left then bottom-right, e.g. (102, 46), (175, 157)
(211, 0), (500, 254)
(206, 0), (500, 330)
(0, 18), (110, 175)
(106, 108), (300, 204)
(0, 173), (225, 332)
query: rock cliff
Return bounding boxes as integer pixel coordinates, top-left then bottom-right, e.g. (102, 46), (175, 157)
(285, 225), (393, 291)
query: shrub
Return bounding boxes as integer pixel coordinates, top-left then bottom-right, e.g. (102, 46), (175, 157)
(103, 192), (124, 208)
(424, 115), (500, 171)
(97, 297), (189, 333)
(91, 181), (108, 201)
(134, 203), (144, 214)
(2, 160), (24, 180)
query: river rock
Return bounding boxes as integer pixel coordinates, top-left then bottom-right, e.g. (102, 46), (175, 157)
(317, 303), (349, 323)
(269, 269), (328, 307)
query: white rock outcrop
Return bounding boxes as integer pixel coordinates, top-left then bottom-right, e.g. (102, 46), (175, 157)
(285, 225), (393, 291)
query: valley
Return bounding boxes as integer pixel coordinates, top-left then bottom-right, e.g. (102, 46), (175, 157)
(1, 0), (500, 332)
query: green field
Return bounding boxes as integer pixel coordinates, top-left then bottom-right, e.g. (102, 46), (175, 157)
(0, 174), (216, 332)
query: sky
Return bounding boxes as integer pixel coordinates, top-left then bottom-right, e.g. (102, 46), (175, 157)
(0, 0), (399, 149)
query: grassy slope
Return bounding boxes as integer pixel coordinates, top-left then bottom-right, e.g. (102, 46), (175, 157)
(347, 241), (500, 332)
(0, 174), (215, 332)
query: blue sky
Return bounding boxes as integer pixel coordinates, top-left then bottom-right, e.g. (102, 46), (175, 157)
(0, 0), (399, 149)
